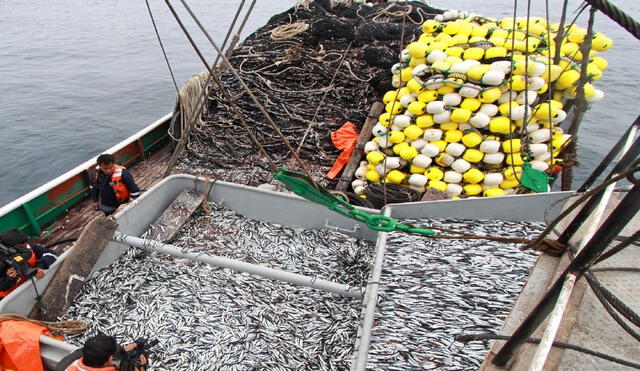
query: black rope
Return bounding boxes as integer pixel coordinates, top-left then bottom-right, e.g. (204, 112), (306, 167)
(145, 0), (180, 92)
(585, 270), (640, 328)
(583, 0), (640, 40)
(455, 333), (640, 369)
(344, 192), (376, 209)
(592, 267), (640, 273)
(583, 270), (640, 342)
(30, 277), (46, 321)
(593, 229), (640, 264)
(364, 183), (421, 209)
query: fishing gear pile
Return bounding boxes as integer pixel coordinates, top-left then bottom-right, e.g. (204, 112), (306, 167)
(174, 0), (441, 187)
(355, 10), (613, 198)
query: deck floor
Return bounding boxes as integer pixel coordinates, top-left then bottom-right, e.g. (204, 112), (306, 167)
(41, 144), (172, 254)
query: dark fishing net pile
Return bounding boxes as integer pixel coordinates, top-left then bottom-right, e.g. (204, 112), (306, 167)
(175, 0), (442, 186)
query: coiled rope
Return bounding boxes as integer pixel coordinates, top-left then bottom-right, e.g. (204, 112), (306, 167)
(0, 314), (87, 336)
(584, 0), (640, 40)
(270, 22), (309, 41)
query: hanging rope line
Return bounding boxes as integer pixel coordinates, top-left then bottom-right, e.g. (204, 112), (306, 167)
(145, 0), (179, 93)
(583, 0), (640, 40)
(174, 0), (318, 184)
(295, 40), (353, 155)
(163, 0), (254, 177)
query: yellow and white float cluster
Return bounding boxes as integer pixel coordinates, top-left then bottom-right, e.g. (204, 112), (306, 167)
(352, 12), (612, 198)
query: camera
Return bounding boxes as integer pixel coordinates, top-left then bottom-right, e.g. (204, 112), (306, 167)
(0, 242), (37, 280)
(114, 338), (157, 371)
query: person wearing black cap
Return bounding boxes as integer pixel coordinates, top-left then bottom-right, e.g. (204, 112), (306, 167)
(0, 228), (57, 299)
(63, 335), (147, 371)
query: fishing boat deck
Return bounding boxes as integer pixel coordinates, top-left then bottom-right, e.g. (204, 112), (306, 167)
(40, 144), (172, 254)
(482, 193), (640, 370)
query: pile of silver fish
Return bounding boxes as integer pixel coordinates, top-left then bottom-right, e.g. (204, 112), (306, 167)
(63, 203), (374, 370)
(366, 218), (544, 370)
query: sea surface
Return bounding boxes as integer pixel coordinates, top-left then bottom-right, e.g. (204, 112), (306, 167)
(1, 0), (638, 207)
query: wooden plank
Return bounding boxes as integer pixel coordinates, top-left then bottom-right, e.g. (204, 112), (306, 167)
(335, 102), (384, 192)
(144, 190), (203, 242)
(29, 216), (118, 321)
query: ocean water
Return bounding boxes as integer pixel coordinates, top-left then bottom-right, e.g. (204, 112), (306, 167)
(0, 0), (638, 206)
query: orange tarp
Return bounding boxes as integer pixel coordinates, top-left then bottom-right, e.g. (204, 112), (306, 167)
(0, 320), (50, 371)
(327, 121), (359, 179)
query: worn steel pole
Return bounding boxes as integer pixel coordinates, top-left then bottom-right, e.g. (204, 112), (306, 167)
(112, 232), (364, 299)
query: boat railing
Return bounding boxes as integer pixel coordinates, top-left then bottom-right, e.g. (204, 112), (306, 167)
(0, 113), (172, 237)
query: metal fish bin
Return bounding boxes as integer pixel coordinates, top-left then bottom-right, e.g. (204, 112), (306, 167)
(0, 175), (571, 369)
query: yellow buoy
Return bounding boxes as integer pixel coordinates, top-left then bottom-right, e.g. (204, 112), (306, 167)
(445, 46), (464, 58)
(440, 122), (459, 131)
(489, 116), (513, 135)
(428, 179), (447, 192)
(404, 125), (424, 140)
(418, 90), (438, 103)
(386, 170), (406, 184)
(425, 167), (444, 181)
(378, 112), (393, 126)
(557, 69), (580, 90)
(590, 56), (608, 71)
(422, 19), (439, 34)
(385, 102), (404, 114)
(366, 151), (385, 165)
(416, 114), (435, 128)
(400, 146), (419, 161)
(500, 178), (520, 189)
(451, 108), (472, 123)
(461, 130), (483, 147)
(407, 79), (426, 94)
(444, 129), (463, 142)
(407, 42), (429, 58)
(463, 168), (484, 184)
(484, 46), (507, 59)
(591, 33), (613, 51)
(410, 164), (427, 174)
(382, 90), (400, 104)
(502, 138), (522, 153)
(505, 152), (524, 166)
(463, 149), (484, 163)
(407, 101), (427, 115)
(388, 130), (406, 144)
(430, 140), (447, 152)
(437, 85), (456, 95)
(484, 188), (506, 197)
(467, 64), (491, 81)
(366, 169), (381, 182)
(393, 142), (410, 155)
(460, 98), (481, 112)
(463, 183), (483, 196)
(463, 47), (485, 60)
(478, 87), (502, 103)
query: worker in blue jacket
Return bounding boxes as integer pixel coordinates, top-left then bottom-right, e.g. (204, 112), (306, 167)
(90, 154), (141, 215)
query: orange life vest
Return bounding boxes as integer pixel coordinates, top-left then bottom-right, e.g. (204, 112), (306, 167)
(66, 358), (117, 371)
(0, 246), (37, 298)
(95, 165), (131, 203)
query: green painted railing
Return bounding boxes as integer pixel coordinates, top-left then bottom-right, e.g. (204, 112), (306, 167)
(0, 113), (172, 238)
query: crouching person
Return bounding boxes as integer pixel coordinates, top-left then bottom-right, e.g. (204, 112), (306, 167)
(0, 228), (57, 299)
(62, 335), (149, 371)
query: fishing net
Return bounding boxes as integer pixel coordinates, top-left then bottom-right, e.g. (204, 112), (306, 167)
(174, 0), (442, 188)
